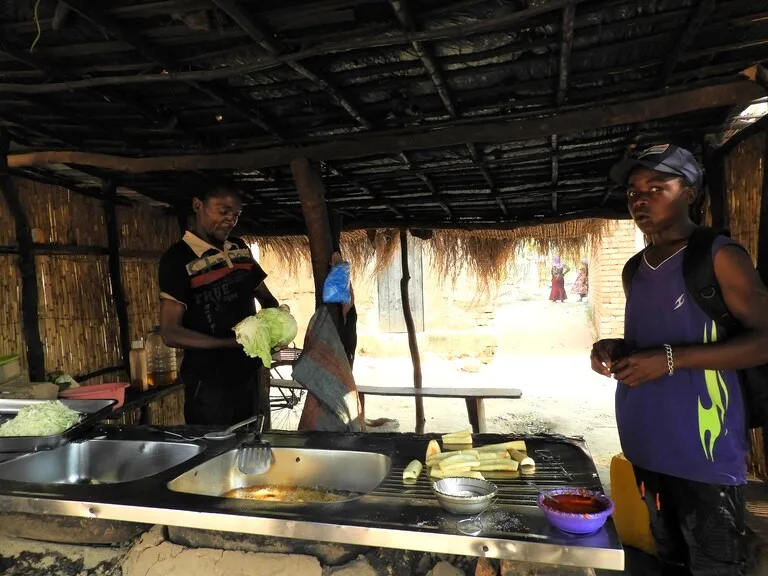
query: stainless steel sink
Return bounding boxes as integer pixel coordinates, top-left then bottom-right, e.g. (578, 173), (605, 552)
(0, 440), (203, 485)
(168, 447), (391, 502)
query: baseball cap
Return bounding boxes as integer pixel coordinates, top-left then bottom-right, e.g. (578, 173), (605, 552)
(609, 144), (704, 191)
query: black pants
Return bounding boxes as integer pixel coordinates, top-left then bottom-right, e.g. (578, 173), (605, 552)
(633, 466), (748, 576)
(183, 371), (259, 426)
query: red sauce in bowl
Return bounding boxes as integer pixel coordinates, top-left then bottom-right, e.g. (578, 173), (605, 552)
(541, 493), (607, 515)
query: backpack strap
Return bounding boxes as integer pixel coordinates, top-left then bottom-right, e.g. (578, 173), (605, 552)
(682, 227), (739, 332)
(622, 251), (645, 299)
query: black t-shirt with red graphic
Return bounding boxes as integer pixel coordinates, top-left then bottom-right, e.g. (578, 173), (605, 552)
(159, 235), (267, 383)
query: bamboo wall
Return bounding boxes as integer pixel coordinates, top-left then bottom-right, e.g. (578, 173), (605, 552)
(0, 177), (180, 383)
(724, 131), (767, 480)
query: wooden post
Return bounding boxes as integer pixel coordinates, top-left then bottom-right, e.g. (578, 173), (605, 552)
(704, 144), (728, 230)
(103, 182), (131, 373)
(757, 132), (768, 286)
(0, 129), (46, 381)
(290, 157), (334, 309)
(399, 229), (425, 434)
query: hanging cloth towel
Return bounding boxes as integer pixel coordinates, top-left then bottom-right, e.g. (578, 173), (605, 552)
(296, 306), (364, 432)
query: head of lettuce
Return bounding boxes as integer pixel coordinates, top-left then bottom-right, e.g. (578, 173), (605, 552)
(233, 305), (298, 368)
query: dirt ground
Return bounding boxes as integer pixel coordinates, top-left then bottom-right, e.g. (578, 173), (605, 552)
(273, 289), (622, 492)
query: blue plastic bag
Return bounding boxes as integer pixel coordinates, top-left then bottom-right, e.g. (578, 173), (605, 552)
(323, 261), (351, 304)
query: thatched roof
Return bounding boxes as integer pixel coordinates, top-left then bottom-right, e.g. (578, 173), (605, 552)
(2, 0), (768, 234)
(251, 218), (603, 290)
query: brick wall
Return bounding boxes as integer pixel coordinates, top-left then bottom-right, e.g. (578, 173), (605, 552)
(589, 220), (644, 339)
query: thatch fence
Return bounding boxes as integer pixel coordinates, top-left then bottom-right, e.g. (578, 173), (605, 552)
(0, 177), (183, 425)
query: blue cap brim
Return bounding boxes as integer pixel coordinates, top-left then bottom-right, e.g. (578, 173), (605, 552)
(609, 158), (686, 186)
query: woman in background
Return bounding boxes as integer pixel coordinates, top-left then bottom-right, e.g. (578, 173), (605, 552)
(549, 257), (569, 303)
(572, 260), (589, 302)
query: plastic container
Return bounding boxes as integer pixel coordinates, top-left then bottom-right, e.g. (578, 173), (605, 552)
(129, 340), (149, 392)
(146, 327), (178, 388)
(60, 383), (129, 410)
(538, 489), (614, 535)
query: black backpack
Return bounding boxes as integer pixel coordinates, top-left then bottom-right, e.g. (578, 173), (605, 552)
(622, 227), (768, 429)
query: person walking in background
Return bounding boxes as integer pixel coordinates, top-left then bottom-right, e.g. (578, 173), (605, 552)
(572, 260), (589, 302)
(549, 257), (569, 302)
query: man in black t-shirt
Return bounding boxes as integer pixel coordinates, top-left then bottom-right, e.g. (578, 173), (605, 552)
(158, 180), (279, 425)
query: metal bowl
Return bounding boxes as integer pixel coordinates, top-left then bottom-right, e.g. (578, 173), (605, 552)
(431, 478), (498, 515)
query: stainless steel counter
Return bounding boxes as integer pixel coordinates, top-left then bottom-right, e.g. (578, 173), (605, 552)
(0, 429), (624, 571)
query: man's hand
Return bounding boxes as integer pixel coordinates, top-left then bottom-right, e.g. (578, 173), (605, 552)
(612, 349), (669, 387)
(590, 339), (625, 377)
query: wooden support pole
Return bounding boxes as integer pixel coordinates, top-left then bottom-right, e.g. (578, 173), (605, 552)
(0, 129), (45, 381)
(703, 145), (728, 230)
(399, 229), (425, 434)
(291, 158), (335, 309)
(103, 182), (131, 373)
(757, 133), (768, 286)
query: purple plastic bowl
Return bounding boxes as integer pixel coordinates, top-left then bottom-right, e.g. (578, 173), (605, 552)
(537, 489), (614, 535)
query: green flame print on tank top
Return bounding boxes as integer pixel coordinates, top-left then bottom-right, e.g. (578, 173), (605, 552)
(698, 323), (730, 462)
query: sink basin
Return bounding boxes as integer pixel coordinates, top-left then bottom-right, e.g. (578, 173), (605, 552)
(168, 447), (391, 502)
(0, 440), (203, 485)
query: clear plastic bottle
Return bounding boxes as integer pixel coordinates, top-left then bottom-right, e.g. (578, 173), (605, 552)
(146, 327), (178, 388)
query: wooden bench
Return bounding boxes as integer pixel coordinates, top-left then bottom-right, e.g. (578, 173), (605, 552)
(270, 379), (522, 433)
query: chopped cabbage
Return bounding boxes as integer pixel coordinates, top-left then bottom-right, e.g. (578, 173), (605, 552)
(233, 305), (298, 368)
(0, 401), (81, 437)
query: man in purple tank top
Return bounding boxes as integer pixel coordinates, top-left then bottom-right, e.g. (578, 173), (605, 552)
(590, 144), (768, 576)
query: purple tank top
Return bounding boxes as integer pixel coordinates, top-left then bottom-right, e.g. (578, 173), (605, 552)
(616, 236), (748, 485)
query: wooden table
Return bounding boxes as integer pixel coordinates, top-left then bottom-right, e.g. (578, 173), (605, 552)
(270, 379), (522, 433)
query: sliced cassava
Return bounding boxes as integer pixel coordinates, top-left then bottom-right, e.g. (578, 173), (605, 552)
(403, 460), (423, 481)
(476, 441), (527, 453)
(508, 448), (536, 469)
(426, 439), (441, 460)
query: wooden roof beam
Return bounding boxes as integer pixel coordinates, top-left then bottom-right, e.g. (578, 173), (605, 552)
(0, 37), (181, 130)
(399, 152), (453, 218)
(326, 163), (404, 218)
(8, 81), (763, 172)
(656, 0), (716, 88)
(556, 4), (576, 107)
(389, 0), (456, 119)
(551, 135), (559, 213)
(466, 143), (507, 216)
(212, 0), (372, 130)
(3, 0), (586, 94)
(59, 0), (285, 140)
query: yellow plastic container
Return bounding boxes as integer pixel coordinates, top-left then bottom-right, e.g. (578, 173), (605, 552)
(610, 453), (657, 555)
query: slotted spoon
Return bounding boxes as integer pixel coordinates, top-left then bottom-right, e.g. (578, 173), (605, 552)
(236, 415), (271, 475)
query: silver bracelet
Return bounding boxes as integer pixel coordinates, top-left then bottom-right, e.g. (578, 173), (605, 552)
(663, 344), (675, 376)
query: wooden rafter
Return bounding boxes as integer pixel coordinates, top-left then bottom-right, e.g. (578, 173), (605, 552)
(398, 152), (452, 219)
(325, 163), (405, 219)
(551, 135), (559, 213)
(656, 0), (717, 88)
(211, 0), (372, 130)
(466, 144), (507, 216)
(60, 0), (285, 140)
(556, 4), (576, 107)
(0, 0), (586, 95)
(0, 36), (189, 137)
(389, 0), (456, 119)
(9, 81), (761, 172)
